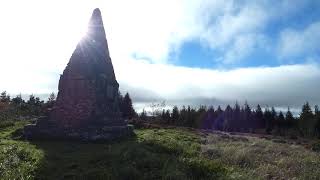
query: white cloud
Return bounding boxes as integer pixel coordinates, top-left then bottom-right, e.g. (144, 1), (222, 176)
(202, 2), (268, 47)
(102, 0), (279, 65)
(100, 0), (203, 64)
(278, 21), (320, 59)
(221, 34), (266, 64)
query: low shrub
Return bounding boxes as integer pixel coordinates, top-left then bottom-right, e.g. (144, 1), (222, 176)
(0, 121), (14, 129)
(182, 158), (226, 179)
(311, 141), (320, 152)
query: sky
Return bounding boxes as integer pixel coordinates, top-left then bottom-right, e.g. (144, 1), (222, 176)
(0, 0), (319, 113)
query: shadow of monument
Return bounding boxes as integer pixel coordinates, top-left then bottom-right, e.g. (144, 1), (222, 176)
(9, 126), (226, 179)
(29, 136), (188, 179)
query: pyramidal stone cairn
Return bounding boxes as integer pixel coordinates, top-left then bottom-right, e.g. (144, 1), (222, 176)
(24, 8), (134, 141)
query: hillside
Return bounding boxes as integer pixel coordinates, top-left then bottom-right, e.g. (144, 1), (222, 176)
(1, 121), (320, 179)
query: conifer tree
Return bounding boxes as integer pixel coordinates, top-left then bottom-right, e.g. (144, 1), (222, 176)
(299, 102), (315, 136)
(11, 94), (24, 106)
(161, 109), (166, 121)
(27, 94), (36, 105)
(140, 109), (147, 120)
(314, 105), (320, 137)
(48, 92), (56, 103)
(185, 106), (193, 127)
(0, 91), (10, 103)
(255, 104), (264, 129)
(120, 92), (136, 119)
(271, 107), (277, 128)
(204, 106), (215, 129)
(171, 106), (179, 125)
(165, 109), (171, 124)
(315, 105), (320, 118)
(47, 92), (56, 108)
(224, 105), (232, 131)
(195, 105), (207, 128)
(179, 106), (187, 126)
(285, 107), (295, 129)
(214, 105), (224, 130)
(264, 108), (273, 134)
(278, 111), (285, 135)
(243, 102), (252, 131)
(229, 102), (240, 131)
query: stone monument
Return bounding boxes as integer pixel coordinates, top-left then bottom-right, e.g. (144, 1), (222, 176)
(24, 8), (133, 141)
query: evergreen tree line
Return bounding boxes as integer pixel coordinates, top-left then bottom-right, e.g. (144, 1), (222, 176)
(0, 91), (52, 120)
(148, 102), (320, 137)
(0, 91), (136, 121)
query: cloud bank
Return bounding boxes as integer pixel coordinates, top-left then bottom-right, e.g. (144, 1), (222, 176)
(114, 59), (320, 110)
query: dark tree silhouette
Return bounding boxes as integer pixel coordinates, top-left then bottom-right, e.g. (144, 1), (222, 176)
(277, 111), (285, 135)
(120, 92), (136, 119)
(11, 94), (24, 106)
(0, 91), (10, 103)
(315, 105), (320, 136)
(285, 108), (295, 130)
(171, 106), (179, 125)
(299, 102), (316, 136)
(264, 108), (273, 134)
(255, 104), (264, 130)
(140, 109), (147, 120)
(46, 92), (56, 109)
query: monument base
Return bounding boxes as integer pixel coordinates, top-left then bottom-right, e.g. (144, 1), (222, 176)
(23, 117), (134, 141)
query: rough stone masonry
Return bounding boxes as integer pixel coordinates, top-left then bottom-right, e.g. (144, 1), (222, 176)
(24, 8), (133, 141)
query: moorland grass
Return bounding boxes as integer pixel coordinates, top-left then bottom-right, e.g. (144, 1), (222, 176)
(0, 121), (319, 179)
(202, 132), (320, 179)
(0, 123), (226, 179)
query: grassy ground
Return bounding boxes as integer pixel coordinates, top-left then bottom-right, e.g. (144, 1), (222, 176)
(0, 121), (320, 179)
(202, 131), (320, 179)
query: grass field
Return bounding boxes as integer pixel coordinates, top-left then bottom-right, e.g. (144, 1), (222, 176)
(0, 121), (320, 179)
